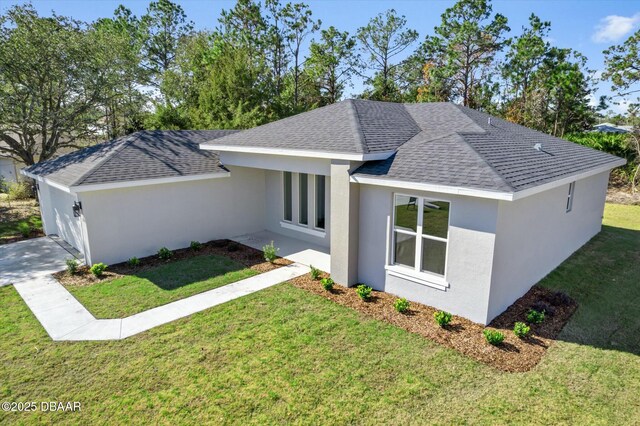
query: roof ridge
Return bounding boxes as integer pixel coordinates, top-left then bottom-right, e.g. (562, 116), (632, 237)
(449, 105), (516, 191)
(346, 99), (368, 154)
(71, 132), (141, 186)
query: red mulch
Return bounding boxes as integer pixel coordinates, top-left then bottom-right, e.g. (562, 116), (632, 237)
(289, 273), (577, 372)
(55, 239), (292, 287)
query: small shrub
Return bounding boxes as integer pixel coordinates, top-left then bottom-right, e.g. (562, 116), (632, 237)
(513, 322), (531, 339)
(17, 221), (31, 237)
(158, 247), (173, 260)
(526, 309), (545, 324)
(66, 258), (79, 275)
(190, 240), (203, 251)
(90, 262), (108, 278)
(549, 291), (572, 307)
(355, 284), (372, 301)
(531, 300), (555, 316)
(262, 240), (278, 263)
(321, 277), (334, 291)
(394, 298), (410, 313)
(483, 329), (505, 346)
(7, 181), (32, 200)
(227, 242), (239, 252)
(309, 265), (321, 280)
(127, 257), (140, 267)
(434, 310), (453, 327)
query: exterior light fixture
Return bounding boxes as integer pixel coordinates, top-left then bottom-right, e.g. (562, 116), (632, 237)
(72, 201), (82, 217)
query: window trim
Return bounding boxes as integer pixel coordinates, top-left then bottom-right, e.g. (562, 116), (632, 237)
(389, 193), (451, 286)
(566, 182), (575, 213)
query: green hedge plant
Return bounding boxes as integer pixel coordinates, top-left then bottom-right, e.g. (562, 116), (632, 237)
(66, 258), (79, 275)
(526, 309), (545, 324)
(434, 311), (452, 327)
(394, 298), (410, 313)
(90, 262), (108, 278)
(309, 265), (321, 280)
(158, 247), (173, 260)
(262, 241), (278, 263)
(513, 322), (531, 339)
(321, 277), (334, 291)
(355, 284), (372, 301)
(127, 257), (140, 267)
(483, 329), (504, 346)
(190, 241), (203, 251)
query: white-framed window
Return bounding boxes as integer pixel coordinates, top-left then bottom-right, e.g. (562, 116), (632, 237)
(282, 171), (326, 235)
(283, 171), (293, 222)
(392, 194), (450, 278)
(566, 182), (575, 213)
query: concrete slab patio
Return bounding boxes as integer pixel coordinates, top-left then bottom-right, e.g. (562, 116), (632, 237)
(232, 230), (331, 273)
(12, 263), (310, 341)
(0, 237), (73, 286)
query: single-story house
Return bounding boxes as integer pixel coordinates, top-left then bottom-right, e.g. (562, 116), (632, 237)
(23, 100), (625, 324)
(593, 122), (633, 134)
(0, 156), (21, 184)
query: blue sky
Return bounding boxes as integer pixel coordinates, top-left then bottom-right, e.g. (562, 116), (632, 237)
(4, 0), (639, 113)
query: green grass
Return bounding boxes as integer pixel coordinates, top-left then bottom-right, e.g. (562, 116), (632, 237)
(1, 204), (639, 424)
(67, 255), (258, 318)
(0, 214), (42, 239)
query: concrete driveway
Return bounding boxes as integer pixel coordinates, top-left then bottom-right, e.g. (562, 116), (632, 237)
(0, 237), (72, 286)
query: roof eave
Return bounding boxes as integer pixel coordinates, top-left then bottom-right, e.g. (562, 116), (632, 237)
(199, 143), (395, 161)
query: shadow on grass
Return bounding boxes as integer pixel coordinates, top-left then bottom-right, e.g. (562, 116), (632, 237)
(129, 254), (248, 291)
(539, 225), (640, 356)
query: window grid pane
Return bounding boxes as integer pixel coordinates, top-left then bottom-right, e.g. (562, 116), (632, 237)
(422, 201), (450, 238)
(394, 194), (418, 232)
(421, 237), (447, 276)
(283, 172), (292, 221)
(394, 232), (416, 268)
(299, 173), (308, 225)
(315, 175), (325, 229)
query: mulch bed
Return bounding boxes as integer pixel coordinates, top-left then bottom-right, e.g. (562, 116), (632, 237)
(289, 273), (578, 372)
(55, 239), (292, 287)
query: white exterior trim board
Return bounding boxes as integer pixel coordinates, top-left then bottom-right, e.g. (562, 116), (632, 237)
(200, 144), (394, 161)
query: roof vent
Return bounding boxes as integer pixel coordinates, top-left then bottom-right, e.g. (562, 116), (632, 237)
(488, 117), (492, 126)
(534, 143), (542, 151)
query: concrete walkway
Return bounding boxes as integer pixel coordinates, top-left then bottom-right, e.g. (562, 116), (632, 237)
(12, 263), (309, 341)
(0, 237), (73, 287)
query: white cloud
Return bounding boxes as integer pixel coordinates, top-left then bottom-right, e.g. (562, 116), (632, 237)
(592, 12), (640, 43)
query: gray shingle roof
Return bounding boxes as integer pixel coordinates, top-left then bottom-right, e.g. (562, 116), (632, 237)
(200, 99), (421, 154)
(353, 102), (624, 193)
(23, 130), (237, 187)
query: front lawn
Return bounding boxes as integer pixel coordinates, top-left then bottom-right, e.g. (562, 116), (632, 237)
(66, 254), (258, 318)
(1, 204), (639, 424)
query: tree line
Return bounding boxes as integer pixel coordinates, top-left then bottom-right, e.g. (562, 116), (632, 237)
(0, 0), (638, 173)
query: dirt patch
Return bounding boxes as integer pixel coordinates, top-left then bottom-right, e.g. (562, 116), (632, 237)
(0, 196), (44, 245)
(289, 273), (577, 372)
(55, 240), (292, 287)
(607, 187), (640, 205)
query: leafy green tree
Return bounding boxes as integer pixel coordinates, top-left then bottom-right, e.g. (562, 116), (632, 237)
(140, 0), (194, 91)
(281, 2), (321, 111)
(0, 5), (109, 164)
(357, 9), (418, 101)
(93, 6), (149, 138)
(306, 26), (359, 104)
(500, 14), (551, 124)
(603, 29), (640, 99)
(419, 0), (509, 107)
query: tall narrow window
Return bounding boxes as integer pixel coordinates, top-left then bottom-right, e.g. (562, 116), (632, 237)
(283, 172), (292, 221)
(315, 175), (326, 229)
(566, 182), (575, 213)
(299, 173), (308, 225)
